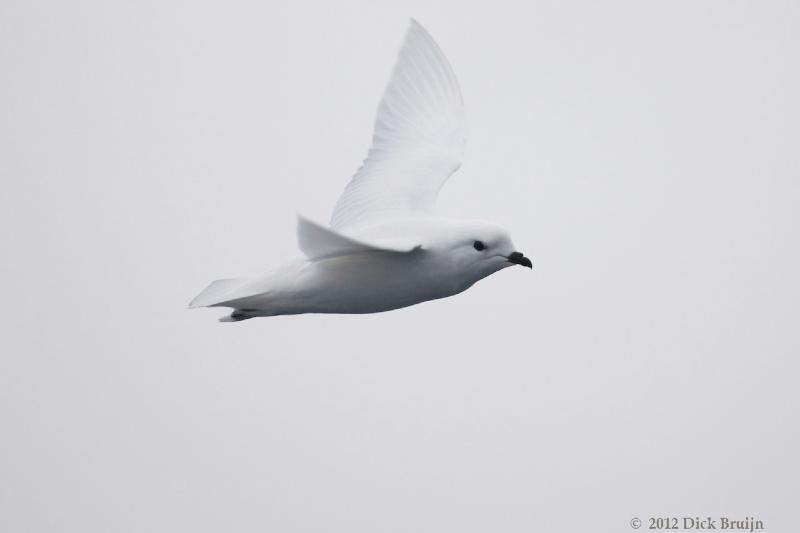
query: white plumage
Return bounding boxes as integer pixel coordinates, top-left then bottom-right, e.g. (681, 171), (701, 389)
(331, 19), (466, 231)
(190, 19), (531, 321)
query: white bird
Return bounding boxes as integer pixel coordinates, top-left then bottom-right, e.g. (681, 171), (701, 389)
(190, 19), (532, 321)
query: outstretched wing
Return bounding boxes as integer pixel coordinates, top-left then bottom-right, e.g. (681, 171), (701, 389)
(330, 19), (466, 231)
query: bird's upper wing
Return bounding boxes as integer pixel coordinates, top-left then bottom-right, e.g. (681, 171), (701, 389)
(330, 19), (466, 231)
(297, 215), (420, 260)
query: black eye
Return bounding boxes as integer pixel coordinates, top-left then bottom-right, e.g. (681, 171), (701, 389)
(473, 240), (486, 251)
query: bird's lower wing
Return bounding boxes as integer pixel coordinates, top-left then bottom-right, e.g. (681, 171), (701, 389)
(297, 215), (421, 260)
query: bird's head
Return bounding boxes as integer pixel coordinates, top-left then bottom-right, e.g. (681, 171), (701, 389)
(436, 219), (532, 287)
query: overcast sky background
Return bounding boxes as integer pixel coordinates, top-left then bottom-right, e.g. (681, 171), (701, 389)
(1, 1), (798, 531)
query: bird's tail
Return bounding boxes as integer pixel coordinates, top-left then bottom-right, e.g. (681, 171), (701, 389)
(189, 278), (243, 308)
(218, 309), (258, 322)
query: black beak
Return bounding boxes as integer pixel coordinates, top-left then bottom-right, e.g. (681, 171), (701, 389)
(507, 251), (533, 269)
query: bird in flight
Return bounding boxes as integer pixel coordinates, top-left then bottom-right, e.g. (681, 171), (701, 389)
(190, 19), (532, 321)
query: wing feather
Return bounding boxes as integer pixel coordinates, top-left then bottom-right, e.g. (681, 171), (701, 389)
(297, 216), (420, 260)
(330, 19), (466, 231)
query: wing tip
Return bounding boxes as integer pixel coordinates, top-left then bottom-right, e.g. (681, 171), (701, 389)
(407, 18), (434, 41)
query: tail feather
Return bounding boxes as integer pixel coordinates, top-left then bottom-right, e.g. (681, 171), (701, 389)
(189, 278), (242, 308)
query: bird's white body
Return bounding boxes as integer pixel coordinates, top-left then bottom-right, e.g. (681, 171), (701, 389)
(191, 217), (518, 319)
(191, 20), (531, 321)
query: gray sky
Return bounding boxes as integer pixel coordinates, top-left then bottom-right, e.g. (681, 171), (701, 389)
(1, 1), (798, 531)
